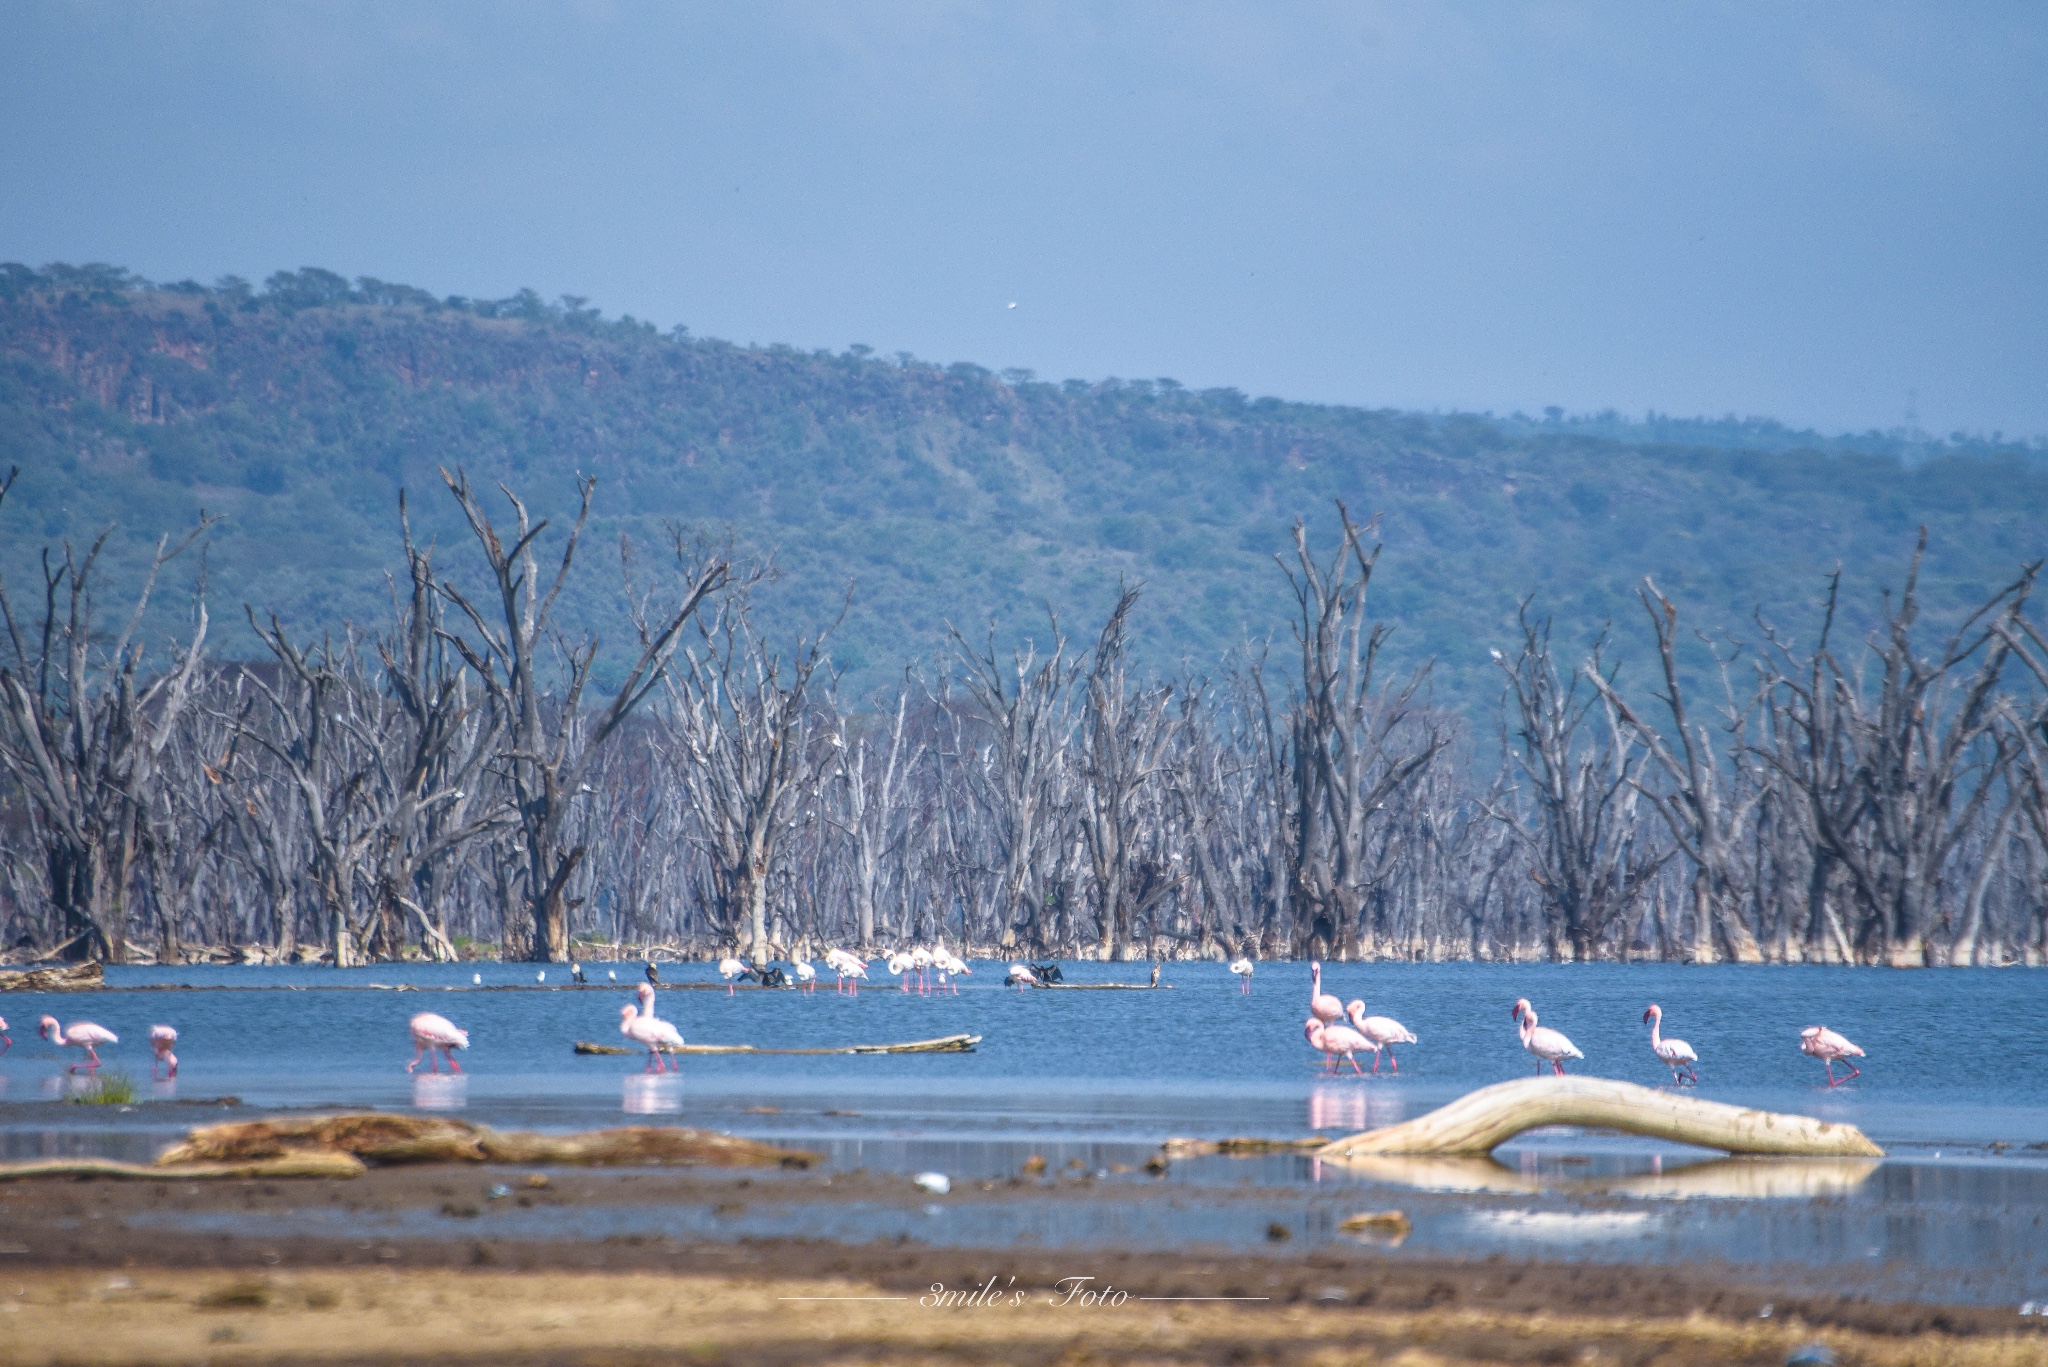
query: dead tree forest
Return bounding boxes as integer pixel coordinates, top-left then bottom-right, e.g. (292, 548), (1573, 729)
(3, 469), (2045, 967)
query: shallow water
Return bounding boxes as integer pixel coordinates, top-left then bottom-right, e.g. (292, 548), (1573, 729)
(10, 959), (2048, 1303)
(5, 960), (2043, 1149)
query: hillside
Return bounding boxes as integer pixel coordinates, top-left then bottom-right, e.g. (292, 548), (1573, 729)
(4, 262), (2046, 711)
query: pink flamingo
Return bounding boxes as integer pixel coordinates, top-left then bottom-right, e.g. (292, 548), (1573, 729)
(1304, 1017), (1378, 1076)
(1005, 964), (1039, 990)
(1344, 1000), (1417, 1074)
(825, 948), (867, 995)
(406, 1012), (468, 1073)
(792, 961), (816, 994)
(39, 1015), (117, 1072)
(1800, 1026), (1864, 1086)
(1229, 957), (1254, 994)
(0, 1013), (11, 1053)
(1308, 961), (1344, 1025)
(148, 1024), (179, 1079)
(1511, 998), (1583, 1076)
(621, 988), (684, 1073)
(1642, 1005), (1698, 1084)
(887, 950), (915, 992)
(717, 954), (746, 996)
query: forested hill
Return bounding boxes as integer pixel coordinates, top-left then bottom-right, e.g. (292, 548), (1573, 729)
(4, 261), (2045, 711)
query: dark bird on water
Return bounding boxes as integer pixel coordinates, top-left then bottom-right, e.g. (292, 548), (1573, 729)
(645, 961), (661, 986)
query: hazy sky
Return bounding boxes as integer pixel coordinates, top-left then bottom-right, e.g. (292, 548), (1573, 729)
(4, 2), (2044, 436)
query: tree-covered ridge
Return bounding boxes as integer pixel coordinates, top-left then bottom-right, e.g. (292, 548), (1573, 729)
(3, 260), (2045, 711)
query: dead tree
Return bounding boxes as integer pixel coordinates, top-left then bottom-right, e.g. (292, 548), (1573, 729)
(0, 468), (214, 961)
(439, 472), (728, 961)
(664, 591), (838, 965)
(1278, 505), (1448, 959)
(1074, 586), (1181, 961)
(1584, 581), (1764, 962)
(364, 501), (508, 960)
(949, 614), (1080, 952)
(1488, 606), (1668, 961)
(825, 677), (924, 951)
(1756, 538), (2036, 964)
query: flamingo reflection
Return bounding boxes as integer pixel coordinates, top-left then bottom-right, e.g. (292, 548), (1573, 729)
(622, 1074), (682, 1115)
(411, 1072), (467, 1111)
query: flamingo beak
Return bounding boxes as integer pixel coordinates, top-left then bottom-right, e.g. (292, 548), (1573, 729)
(1642, 1008), (1653, 1023)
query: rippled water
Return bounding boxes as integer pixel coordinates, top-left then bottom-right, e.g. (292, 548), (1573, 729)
(4, 960), (2043, 1149)
(9, 959), (2048, 1302)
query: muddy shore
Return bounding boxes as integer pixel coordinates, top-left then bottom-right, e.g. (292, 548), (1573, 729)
(3, 1164), (2045, 1365)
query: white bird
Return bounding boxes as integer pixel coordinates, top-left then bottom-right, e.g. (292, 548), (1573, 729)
(1800, 1025), (1865, 1087)
(38, 1016), (117, 1072)
(1308, 961), (1344, 1025)
(1345, 999), (1417, 1074)
(717, 955), (746, 996)
(1643, 1004), (1699, 1084)
(1304, 1017), (1378, 1076)
(887, 950), (915, 992)
(823, 948), (867, 994)
(1005, 963), (1039, 990)
(472, 973), (482, 985)
(622, 983), (684, 1072)
(1228, 957), (1254, 994)
(910, 945), (935, 994)
(148, 1024), (179, 1079)
(792, 960), (816, 994)
(608, 969), (617, 982)
(536, 970), (546, 984)
(1512, 998), (1583, 1076)
(1006, 301), (1018, 309)
(406, 1012), (469, 1074)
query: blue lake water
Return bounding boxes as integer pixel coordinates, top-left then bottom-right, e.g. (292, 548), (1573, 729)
(4, 960), (2043, 1150)
(9, 960), (2048, 1303)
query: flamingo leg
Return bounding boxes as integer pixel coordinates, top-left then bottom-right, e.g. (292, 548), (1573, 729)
(1551, 1059), (1566, 1076)
(1822, 1059), (1836, 1085)
(1388, 1049), (1400, 1074)
(407, 1044), (424, 1074)
(1345, 1052), (1364, 1076)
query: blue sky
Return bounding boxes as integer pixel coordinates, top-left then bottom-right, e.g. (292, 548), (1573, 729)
(4, 2), (2044, 436)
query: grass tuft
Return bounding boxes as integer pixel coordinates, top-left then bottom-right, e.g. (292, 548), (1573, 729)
(70, 1071), (137, 1105)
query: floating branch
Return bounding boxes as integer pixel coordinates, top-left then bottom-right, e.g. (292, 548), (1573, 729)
(155, 1112), (818, 1169)
(573, 1031), (980, 1056)
(1315, 1077), (1884, 1159)
(0, 1153), (366, 1181)
(1159, 1136), (1326, 1157)
(0, 963), (105, 992)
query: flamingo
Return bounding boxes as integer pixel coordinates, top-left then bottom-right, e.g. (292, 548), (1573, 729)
(148, 1024), (179, 1079)
(934, 947), (969, 995)
(792, 960), (816, 994)
(1308, 961), (1344, 1025)
(1800, 1026), (1865, 1086)
(39, 1016), (117, 1072)
(1005, 963), (1040, 989)
(1229, 957), (1254, 994)
(887, 950), (915, 992)
(622, 986), (684, 1073)
(1304, 1017), (1378, 1076)
(717, 954), (746, 996)
(1643, 1004), (1699, 1084)
(824, 948), (867, 994)
(406, 1012), (468, 1074)
(0, 1014), (10, 1053)
(910, 945), (934, 995)
(1511, 999), (1582, 1075)
(1344, 1000), (1417, 1074)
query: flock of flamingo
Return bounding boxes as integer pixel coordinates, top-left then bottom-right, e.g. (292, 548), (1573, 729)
(2, 957), (1870, 1089)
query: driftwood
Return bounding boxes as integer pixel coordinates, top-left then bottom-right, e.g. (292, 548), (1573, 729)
(1315, 1077), (1885, 1159)
(574, 1032), (980, 1056)
(1032, 982), (1172, 991)
(155, 1112), (819, 1169)
(0, 962), (105, 992)
(1159, 1136), (1327, 1157)
(0, 1152), (366, 1182)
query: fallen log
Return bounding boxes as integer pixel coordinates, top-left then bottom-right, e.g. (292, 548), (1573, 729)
(155, 1112), (820, 1169)
(0, 1152), (365, 1182)
(573, 1032), (980, 1056)
(1315, 1076), (1884, 1159)
(0, 962), (105, 992)
(1159, 1136), (1327, 1157)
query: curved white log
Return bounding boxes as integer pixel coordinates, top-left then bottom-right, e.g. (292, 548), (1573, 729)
(1315, 1076), (1884, 1159)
